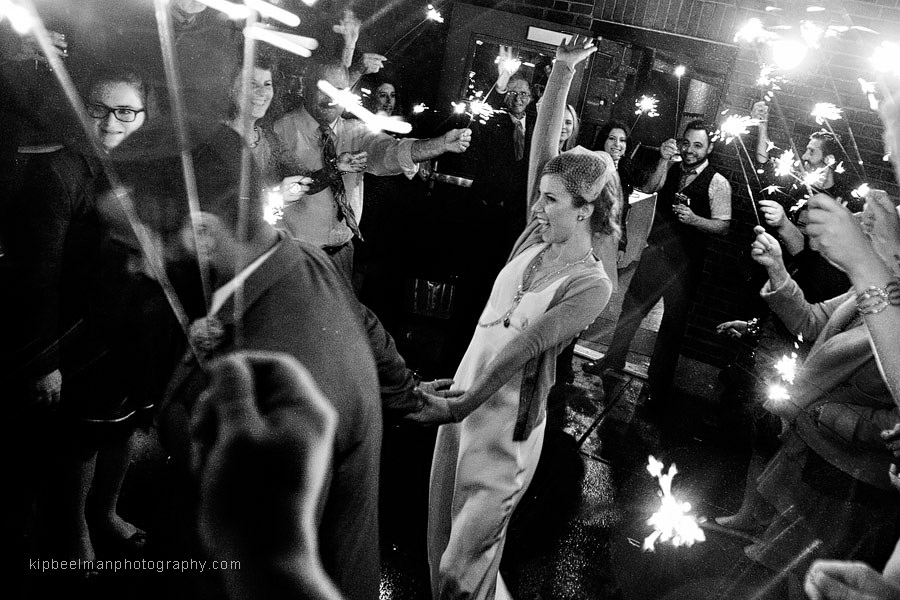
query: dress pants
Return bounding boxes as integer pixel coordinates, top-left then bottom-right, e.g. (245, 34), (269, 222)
(603, 242), (701, 399)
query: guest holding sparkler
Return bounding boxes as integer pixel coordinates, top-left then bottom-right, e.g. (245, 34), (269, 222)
(6, 66), (174, 570)
(583, 119), (731, 412)
(734, 213), (900, 580)
(407, 35), (620, 599)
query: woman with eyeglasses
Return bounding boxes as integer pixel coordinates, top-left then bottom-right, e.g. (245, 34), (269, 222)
(7, 66), (167, 573)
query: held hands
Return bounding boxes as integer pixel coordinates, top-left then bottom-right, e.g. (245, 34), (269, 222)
(659, 138), (679, 161)
(190, 352), (336, 563)
(806, 193), (878, 276)
(30, 369), (62, 406)
(805, 560), (900, 600)
(758, 199), (788, 229)
(555, 34), (597, 69)
(442, 128), (472, 154)
(336, 151), (368, 173)
(716, 320), (749, 340)
(750, 100), (769, 124)
(406, 379), (464, 425)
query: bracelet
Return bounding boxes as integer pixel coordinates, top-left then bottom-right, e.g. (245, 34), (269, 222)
(855, 280), (900, 315)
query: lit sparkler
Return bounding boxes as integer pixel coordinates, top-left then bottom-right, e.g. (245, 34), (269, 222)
(674, 65), (686, 78)
(775, 149), (797, 177)
(0, 0), (34, 34)
(852, 183), (871, 198)
(412, 103), (429, 114)
(643, 456), (705, 552)
(196, 0), (253, 20)
(244, 25), (318, 57)
(773, 353), (798, 385)
(634, 95), (660, 117)
(244, 0), (300, 27)
(318, 80), (412, 134)
(767, 384), (790, 403)
(799, 20), (824, 48)
(451, 101), (466, 114)
(263, 188), (285, 225)
(802, 167), (828, 189)
(496, 54), (522, 75)
(718, 114), (759, 145)
(811, 102), (842, 124)
(734, 18), (776, 44)
(426, 4), (444, 23)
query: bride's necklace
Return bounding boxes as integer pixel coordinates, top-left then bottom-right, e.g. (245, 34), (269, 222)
(478, 245), (593, 328)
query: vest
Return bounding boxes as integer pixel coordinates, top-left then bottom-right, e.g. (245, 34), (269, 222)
(648, 161), (717, 262)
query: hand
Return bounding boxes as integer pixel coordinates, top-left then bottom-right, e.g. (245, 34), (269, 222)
(805, 560), (900, 600)
(879, 74), (900, 169)
(357, 53), (386, 75)
(806, 193), (879, 276)
(191, 352), (336, 563)
(716, 320), (749, 339)
(30, 369), (62, 406)
(758, 199), (788, 229)
(862, 190), (900, 270)
(555, 34), (597, 69)
(10, 30), (67, 64)
(659, 138), (679, 161)
(442, 128), (472, 154)
(416, 378), (461, 398)
(496, 45), (520, 81)
(750, 100), (769, 123)
(332, 9), (360, 49)
(417, 160), (433, 181)
(673, 203), (697, 226)
(882, 423), (900, 460)
(280, 176), (312, 203)
(616, 249), (627, 267)
(336, 151), (367, 173)
(405, 391), (457, 425)
(750, 225), (787, 273)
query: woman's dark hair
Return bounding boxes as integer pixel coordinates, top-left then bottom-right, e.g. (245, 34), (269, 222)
(542, 151), (623, 238)
(227, 46), (281, 123)
(595, 119), (630, 154)
(85, 65), (153, 118)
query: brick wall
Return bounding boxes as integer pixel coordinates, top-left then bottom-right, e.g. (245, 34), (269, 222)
(422, 0), (900, 367)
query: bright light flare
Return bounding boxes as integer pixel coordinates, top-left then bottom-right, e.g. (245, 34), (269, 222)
(0, 0), (34, 34)
(244, 0), (300, 27)
(800, 21), (824, 48)
(872, 41), (900, 76)
(674, 65), (686, 78)
(244, 25), (318, 57)
(318, 80), (412, 134)
(263, 188), (285, 225)
(767, 384), (790, 403)
(772, 39), (808, 70)
(634, 95), (659, 117)
(197, 0), (253, 20)
(452, 101), (466, 114)
(718, 114), (759, 144)
(642, 456), (705, 552)
(773, 353), (798, 385)
(496, 55), (522, 74)
(412, 103), (428, 114)
(853, 183), (871, 198)
(803, 167), (828, 188)
(811, 102), (842, 124)
(775, 149), (797, 177)
(735, 18), (776, 44)
(859, 78), (879, 110)
(426, 4), (444, 23)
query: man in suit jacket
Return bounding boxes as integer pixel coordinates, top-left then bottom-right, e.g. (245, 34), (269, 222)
(115, 125), (448, 600)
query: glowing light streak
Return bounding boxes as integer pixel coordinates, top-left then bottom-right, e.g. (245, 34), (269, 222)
(244, 0), (300, 27)
(774, 353), (798, 385)
(425, 4), (444, 23)
(643, 456), (705, 552)
(0, 0), (34, 34)
(412, 103), (428, 114)
(244, 25), (318, 57)
(318, 80), (412, 134)
(811, 102), (842, 124)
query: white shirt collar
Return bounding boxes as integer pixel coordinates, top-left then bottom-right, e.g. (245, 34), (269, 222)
(209, 242), (279, 315)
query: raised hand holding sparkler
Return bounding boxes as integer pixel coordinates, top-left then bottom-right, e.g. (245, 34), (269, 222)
(495, 45), (522, 93)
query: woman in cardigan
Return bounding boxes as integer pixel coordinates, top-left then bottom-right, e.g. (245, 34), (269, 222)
(408, 36), (621, 599)
(741, 216), (900, 578)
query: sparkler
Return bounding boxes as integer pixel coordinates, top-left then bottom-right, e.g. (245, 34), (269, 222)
(718, 113), (763, 224)
(775, 149), (797, 178)
(811, 102), (842, 124)
(263, 188), (285, 225)
(244, 25), (318, 57)
(643, 456), (705, 552)
(773, 353), (798, 385)
(674, 65), (685, 137)
(767, 384), (790, 403)
(412, 103), (429, 114)
(318, 80), (412, 134)
(381, 3), (448, 57)
(734, 18), (776, 44)
(426, 3), (444, 23)
(859, 78), (879, 111)
(195, 0), (253, 20)
(244, 0), (300, 27)
(872, 41), (900, 77)
(632, 95), (659, 131)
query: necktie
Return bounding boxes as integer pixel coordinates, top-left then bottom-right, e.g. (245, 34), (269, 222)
(679, 168), (697, 191)
(319, 124), (362, 240)
(513, 117), (525, 161)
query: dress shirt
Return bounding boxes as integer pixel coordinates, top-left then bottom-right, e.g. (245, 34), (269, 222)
(678, 159), (732, 220)
(273, 107), (419, 247)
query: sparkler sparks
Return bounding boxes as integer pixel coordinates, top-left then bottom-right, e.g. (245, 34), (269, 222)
(767, 384), (791, 403)
(634, 95), (659, 117)
(263, 188), (285, 225)
(811, 102), (842, 124)
(496, 55), (522, 74)
(412, 103), (429, 114)
(775, 149), (797, 177)
(802, 167), (828, 188)
(426, 4), (444, 23)
(452, 101), (466, 114)
(674, 65), (686, 78)
(318, 80), (412, 134)
(717, 114), (759, 144)
(734, 18), (776, 44)
(773, 353), (798, 385)
(643, 456), (705, 552)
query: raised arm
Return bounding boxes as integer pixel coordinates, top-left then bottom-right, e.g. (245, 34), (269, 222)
(526, 35), (596, 207)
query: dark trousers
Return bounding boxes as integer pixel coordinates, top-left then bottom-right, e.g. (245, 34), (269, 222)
(604, 243), (701, 399)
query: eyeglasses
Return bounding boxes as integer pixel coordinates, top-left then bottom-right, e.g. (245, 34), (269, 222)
(506, 91), (532, 100)
(86, 103), (146, 123)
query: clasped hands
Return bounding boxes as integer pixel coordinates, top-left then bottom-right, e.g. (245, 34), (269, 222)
(406, 378), (465, 425)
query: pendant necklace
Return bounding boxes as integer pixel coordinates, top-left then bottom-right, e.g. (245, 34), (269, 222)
(478, 245), (593, 328)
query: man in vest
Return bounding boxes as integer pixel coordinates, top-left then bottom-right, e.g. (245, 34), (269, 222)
(586, 120), (732, 414)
